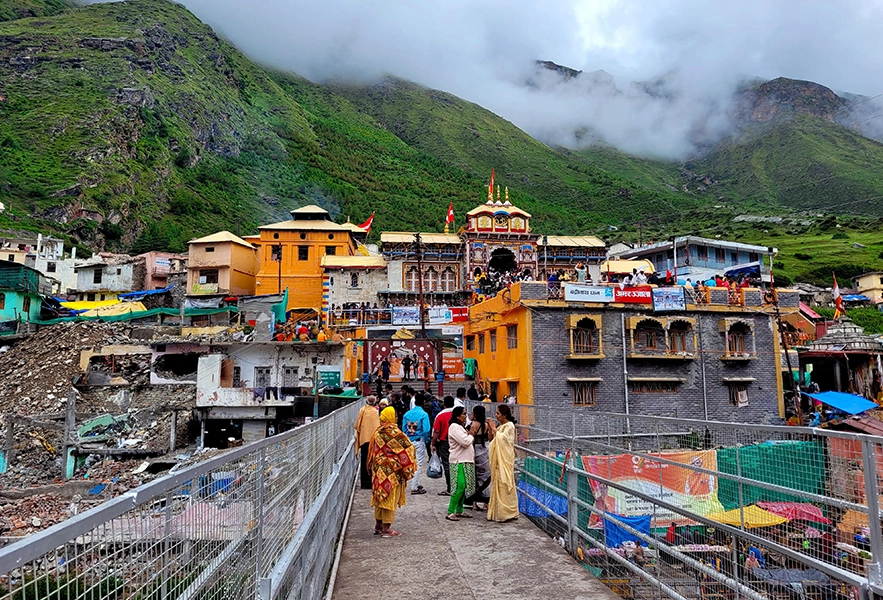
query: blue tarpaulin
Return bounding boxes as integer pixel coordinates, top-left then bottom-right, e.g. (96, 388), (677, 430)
(805, 391), (878, 415)
(118, 285), (175, 301)
(842, 294), (871, 302)
(604, 514), (651, 548)
(517, 480), (568, 517)
(724, 262), (761, 278)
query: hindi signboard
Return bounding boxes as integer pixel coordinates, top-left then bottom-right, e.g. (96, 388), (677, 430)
(563, 284), (614, 303)
(652, 287), (686, 312)
(613, 286), (653, 304)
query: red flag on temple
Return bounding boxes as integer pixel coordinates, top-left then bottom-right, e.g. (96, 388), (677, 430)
(446, 202), (454, 225)
(488, 169), (495, 200)
(357, 212), (375, 235)
(833, 272), (844, 320)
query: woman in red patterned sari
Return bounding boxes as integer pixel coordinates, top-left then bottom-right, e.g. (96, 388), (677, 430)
(369, 406), (417, 537)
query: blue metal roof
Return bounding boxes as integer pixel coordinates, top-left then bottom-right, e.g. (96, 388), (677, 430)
(805, 391), (878, 415)
(842, 294), (871, 302)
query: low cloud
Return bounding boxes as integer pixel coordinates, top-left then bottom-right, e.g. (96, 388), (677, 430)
(86, 0), (883, 159)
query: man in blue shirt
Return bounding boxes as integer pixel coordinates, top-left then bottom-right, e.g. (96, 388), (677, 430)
(403, 396), (431, 494)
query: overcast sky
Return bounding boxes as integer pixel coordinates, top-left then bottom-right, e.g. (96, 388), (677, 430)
(89, 0), (883, 158)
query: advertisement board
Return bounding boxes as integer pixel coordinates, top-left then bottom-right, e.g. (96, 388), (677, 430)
(563, 284), (614, 303)
(318, 368), (342, 388)
(652, 287), (686, 312)
(613, 286), (653, 304)
(581, 450), (725, 527)
(392, 306), (420, 325)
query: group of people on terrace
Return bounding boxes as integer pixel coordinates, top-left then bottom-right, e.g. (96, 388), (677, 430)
(353, 386), (519, 538)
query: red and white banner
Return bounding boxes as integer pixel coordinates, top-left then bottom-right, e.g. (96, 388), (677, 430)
(613, 285), (653, 304)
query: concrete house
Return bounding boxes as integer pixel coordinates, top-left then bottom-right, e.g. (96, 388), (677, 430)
(464, 280), (800, 425)
(852, 272), (883, 305)
(73, 253), (144, 302)
(619, 236), (776, 284)
(195, 341), (347, 443)
(186, 231), (258, 297)
(0, 260), (52, 336)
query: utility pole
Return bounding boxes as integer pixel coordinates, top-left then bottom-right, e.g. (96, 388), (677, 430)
(414, 233), (427, 339)
(272, 244), (282, 295)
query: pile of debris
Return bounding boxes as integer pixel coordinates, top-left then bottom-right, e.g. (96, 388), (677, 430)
(0, 321), (131, 422)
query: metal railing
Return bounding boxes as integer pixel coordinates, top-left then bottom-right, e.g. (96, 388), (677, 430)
(0, 402), (360, 600)
(472, 403), (883, 600)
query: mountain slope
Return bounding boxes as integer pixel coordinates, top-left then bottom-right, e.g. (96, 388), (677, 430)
(692, 113), (883, 214)
(0, 0), (75, 22)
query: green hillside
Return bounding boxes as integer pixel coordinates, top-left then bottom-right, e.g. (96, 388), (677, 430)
(0, 0), (881, 288)
(692, 114), (883, 214)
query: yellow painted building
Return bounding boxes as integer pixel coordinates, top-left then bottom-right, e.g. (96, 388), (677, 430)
(187, 231), (258, 296)
(853, 272), (883, 304)
(254, 205), (358, 311)
(464, 286), (533, 403)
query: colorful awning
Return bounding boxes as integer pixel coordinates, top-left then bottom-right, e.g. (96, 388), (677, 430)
(707, 505), (787, 529)
(756, 501), (831, 524)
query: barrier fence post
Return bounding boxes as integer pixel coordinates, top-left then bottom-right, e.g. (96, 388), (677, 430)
(862, 439), (883, 589)
(255, 445), (267, 589)
(567, 449), (579, 559)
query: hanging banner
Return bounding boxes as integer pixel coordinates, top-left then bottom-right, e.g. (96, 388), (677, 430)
(652, 287), (686, 312)
(564, 284), (614, 303)
(613, 286), (653, 304)
(391, 306), (420, 325)
(581, 450), (725, 527)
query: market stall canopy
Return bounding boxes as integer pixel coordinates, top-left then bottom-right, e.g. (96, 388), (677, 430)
(80, 302), (147, 318)
(707, 505), (787, 528)
(600, 259), (655, 275)
(756, 501), (831, 524)
(804, 391), (878, 415)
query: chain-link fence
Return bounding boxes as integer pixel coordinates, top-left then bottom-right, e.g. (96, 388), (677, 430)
(471, 402), (883, 600)
(0, 402), (360, 600)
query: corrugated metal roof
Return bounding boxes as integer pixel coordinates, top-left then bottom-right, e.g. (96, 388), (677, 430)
(187, 231), (255, 249)
(320, 255), (387, 268)
(380, 232), (462, 245)
(258, 220), (353, 232)
(289, 204), (329, 214)
(546, 235), (606, 248)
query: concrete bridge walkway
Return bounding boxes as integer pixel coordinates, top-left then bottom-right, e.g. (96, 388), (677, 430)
(331, 472), (620, 600)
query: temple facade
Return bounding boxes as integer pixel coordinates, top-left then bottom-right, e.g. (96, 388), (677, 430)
(379, 187), (607, 302)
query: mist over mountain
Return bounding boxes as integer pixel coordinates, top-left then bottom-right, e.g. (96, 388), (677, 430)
(83, 0), (883, 160)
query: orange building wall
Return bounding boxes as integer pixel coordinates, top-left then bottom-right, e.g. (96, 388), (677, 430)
(254, 230), (354, 311)
(463, 286), (534, 404)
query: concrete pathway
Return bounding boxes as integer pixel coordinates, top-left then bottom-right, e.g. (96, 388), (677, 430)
(331, 471), (620, 600)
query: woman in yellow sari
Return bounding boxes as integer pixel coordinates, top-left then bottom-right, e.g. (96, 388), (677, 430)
(487, 404), (519, 522)
(368, 406), (417, 537)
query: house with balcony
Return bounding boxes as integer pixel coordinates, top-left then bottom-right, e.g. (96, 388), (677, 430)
(137, 251), (187, 291)
(72, 253), (143, 302)
(618, 236), (776, 284)
(194, 341), (348, 443)
(463, 281), (800, 425)
(0, 260), (53, 336)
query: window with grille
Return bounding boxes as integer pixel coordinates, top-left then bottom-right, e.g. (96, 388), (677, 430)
(423, 267), (438, 292)
(232, 367), (241, 387)
(325, 246), (336, 256)
(255, 367), (272, 388)
(571, 317), (599, 354)
(405, 266), (420, 292)
(46, 262), (56, 273)
(727, 323), (749, 354)
(298, 246), (309, 261)
(507, 325), (518, 349)
(508, 381), (518, 399)
(479, 334), (485, 354)
(489, 329), (497, 352)
(669, 321), (692, 353)
(636, 327), (660, 350)
(440, 267), (457, 292)
(92, 269), (102, 284)
(572, 381), (597, 406)
(283, 366), (298, 387)
(465, 335), (475, 351)
(350, 272), (359, 288)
